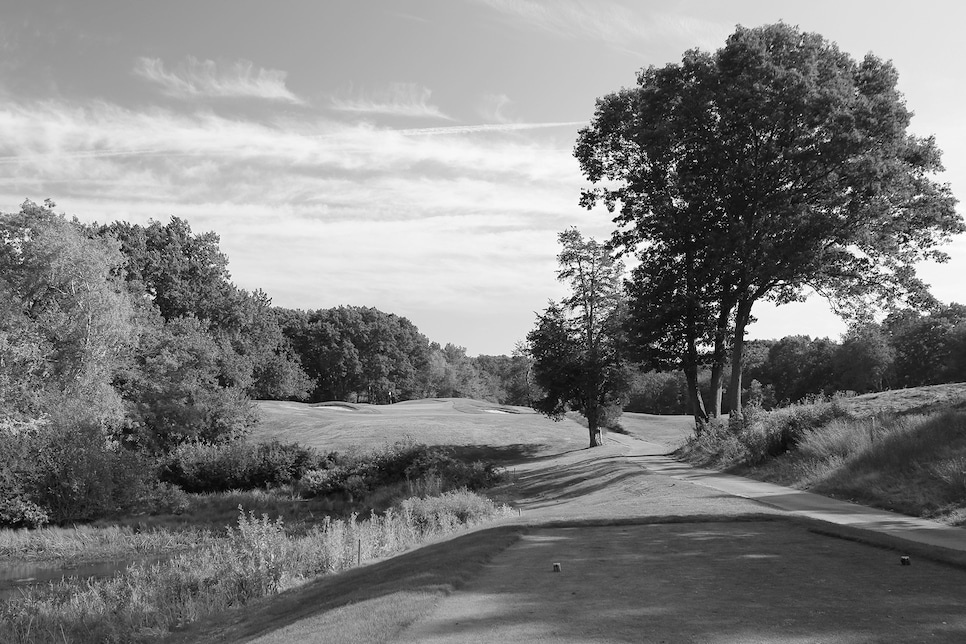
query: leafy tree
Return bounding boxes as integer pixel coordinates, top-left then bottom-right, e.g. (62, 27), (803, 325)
(278, 306), (431, 402)
(101, 219), (309, 401)
(528, 229), (630, 447)
(118, 315), (259, 451)
(0, 200), (136, 425)
(757, 335), (837, 404)
(834, 323), (895, 393)
(102, 217), (233, 323)
(473, 353), (533, 406)
(576, 23), (963, 423)
(426, 343), (488, 399)
(885, 303), (966, 386)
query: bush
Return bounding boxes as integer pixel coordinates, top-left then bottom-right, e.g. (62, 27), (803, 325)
(404, 451), (503, 491)
(0, 418), (164, 525)
(299, 442), (503, 503)
(161, 440), (320, 493)
(0, 497), (49, 529)
(29, 425), (161, 524)
(737, 397), (852, 464)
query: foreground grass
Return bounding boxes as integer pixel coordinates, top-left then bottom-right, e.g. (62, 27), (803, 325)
(679, 396), (966, 525)
(0, 490), (512, 644)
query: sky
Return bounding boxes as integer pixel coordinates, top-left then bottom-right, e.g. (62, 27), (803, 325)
(2, 0), (965, 356)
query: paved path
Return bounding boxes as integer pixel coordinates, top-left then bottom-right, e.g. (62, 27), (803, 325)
(613, 434), (966, 553)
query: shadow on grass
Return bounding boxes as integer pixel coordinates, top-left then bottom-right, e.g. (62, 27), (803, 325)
(439, 443), (545, 465)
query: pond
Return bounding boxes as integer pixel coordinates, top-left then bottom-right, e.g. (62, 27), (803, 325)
(0, 556), (164, 599)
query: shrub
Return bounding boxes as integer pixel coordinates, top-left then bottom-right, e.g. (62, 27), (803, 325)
(405, 451), (503, 491)
(161, 440), (320, 493)
(0, 497), (49, 529)
(30, 428), (160, 524)
(738, 397), (852, 464)
(299, 442), (504, 504)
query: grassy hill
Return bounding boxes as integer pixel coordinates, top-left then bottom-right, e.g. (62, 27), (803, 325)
(252, 398), (587, 462)
(253, 398), (696, 463)
(838, 381), (966, 417)
(680, 381), (966, 526)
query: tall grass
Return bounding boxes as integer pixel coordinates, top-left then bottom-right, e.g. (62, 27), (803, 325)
(0, 524), (213, 562)
(0, 490), (512, 644)
(679, 398), (966, 524)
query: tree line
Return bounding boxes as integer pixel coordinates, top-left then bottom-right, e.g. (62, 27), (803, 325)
(626, 302), (966, 415)
(276, 306), (531, 406)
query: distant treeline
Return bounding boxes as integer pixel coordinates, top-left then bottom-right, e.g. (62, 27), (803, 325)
(275, 306), (531, 406)
(628, 304), (966, 415)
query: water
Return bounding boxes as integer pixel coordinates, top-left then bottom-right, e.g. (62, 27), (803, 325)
(0, 557), (160, 599)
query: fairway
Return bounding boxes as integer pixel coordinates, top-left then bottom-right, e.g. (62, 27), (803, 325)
(254, 399), (695, 457)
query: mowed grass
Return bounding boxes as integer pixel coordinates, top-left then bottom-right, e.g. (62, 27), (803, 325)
(252, 398), (590, 462)
(616, 412), (696, 448)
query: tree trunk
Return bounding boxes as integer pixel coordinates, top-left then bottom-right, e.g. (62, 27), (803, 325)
(683, 245), (709, 432)
(684, 360), (709, 432)
(709, 362), (724, 419)
(728, 297), (753, 422)
(709, 304), (732, 418)
(588, 422), (603, 447)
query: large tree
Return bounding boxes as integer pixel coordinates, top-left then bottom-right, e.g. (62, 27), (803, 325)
(576, 23), (963, 423)
(0, 200), (136, 424)
(528, 229), (630, 447)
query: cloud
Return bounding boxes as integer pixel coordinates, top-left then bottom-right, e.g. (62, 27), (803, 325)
(133, 56), (303, 103)
(0, 96), (613, 354)
(330, 82), (450, 119)
(478, 93), (514, 123)
(474, 0), (729, 52)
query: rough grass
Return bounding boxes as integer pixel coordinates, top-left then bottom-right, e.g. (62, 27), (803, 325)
(0, 492), (513, 644)
(678, 386), (966, 525)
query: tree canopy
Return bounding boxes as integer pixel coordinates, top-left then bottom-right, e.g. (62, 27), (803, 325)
(576, 23), (963, 425)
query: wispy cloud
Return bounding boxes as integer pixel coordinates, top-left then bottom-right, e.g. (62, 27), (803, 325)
(390, 121), (583, 136)
(474, 0), (729, 52)
(0, 95), (615, 354)
(330, 82), (450, 119)
(478, 93), (514, 123)
(133, 56), (303, 103)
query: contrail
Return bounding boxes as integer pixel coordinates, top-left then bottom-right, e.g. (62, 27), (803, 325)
(391, 121), (585, 136)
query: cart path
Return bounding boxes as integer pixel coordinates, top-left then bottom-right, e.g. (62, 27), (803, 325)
(609, 433), (966, 553)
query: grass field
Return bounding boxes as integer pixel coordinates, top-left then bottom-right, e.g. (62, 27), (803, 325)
(254, 398), (696, 456)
